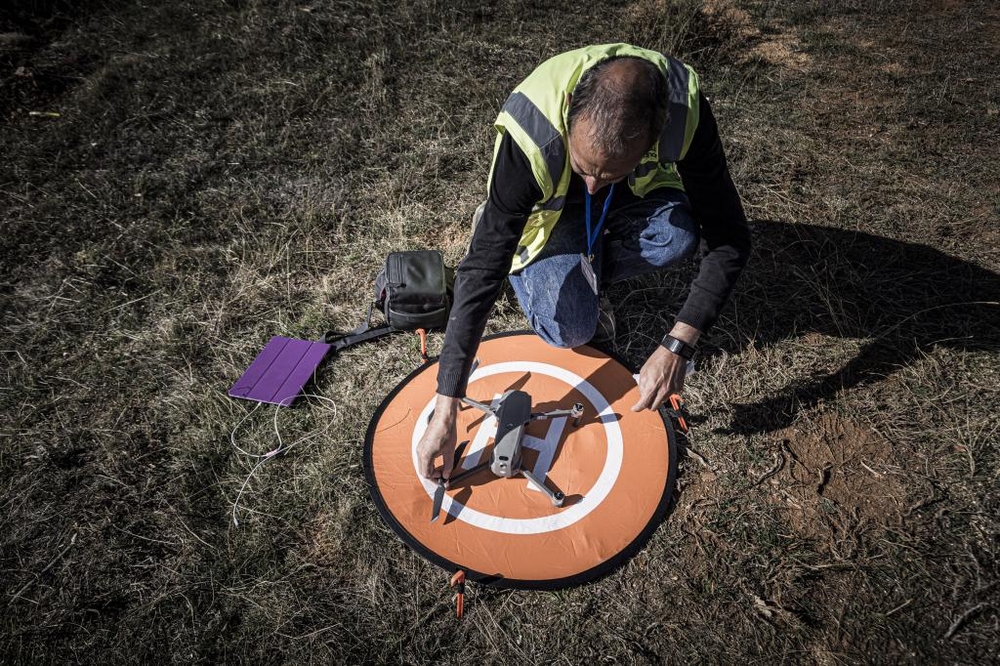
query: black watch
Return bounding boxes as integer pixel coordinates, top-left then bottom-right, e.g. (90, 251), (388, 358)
(660, 334), (697, 360)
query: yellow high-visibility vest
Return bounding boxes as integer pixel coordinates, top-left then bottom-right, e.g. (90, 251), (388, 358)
(491, 44), (701, 272)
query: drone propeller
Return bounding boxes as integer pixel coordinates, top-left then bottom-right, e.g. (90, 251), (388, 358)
(430, 478), (446, 523)
(430, 440), (470, 523)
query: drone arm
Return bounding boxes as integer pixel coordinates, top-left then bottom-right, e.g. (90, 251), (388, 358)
(522, 468), (565, 507)
(530, 402), (585, 426)
(447, 460), (491, 487)
(460, 396), (495, 416)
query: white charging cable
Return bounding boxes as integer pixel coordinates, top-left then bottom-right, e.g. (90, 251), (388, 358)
(230, 394), (339, 527)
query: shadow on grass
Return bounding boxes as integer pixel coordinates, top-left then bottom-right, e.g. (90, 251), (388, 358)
(716, 220), (1000, 433)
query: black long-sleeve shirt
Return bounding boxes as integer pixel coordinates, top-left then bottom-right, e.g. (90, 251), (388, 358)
(436, 93), (750, 397)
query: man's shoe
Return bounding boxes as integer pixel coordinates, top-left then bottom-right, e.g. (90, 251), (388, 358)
(591, 295), (616, 345)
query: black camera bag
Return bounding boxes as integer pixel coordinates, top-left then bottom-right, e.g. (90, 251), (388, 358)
(374, 250), (454, 330)
(322, 250), (454, 354)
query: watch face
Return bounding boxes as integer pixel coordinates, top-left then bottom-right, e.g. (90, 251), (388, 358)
(663, 336), (694, 359)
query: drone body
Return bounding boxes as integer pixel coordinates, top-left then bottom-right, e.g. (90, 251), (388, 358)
(485, 389), (532, 477)
(430, 388), (584, 522)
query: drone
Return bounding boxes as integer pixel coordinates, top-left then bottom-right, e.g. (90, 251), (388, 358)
(430, 387), (584, 522)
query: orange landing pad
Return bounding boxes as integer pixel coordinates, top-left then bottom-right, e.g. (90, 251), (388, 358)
(364, 332), (677, 589)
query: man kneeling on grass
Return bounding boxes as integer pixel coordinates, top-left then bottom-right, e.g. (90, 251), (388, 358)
(418, 43), (750, 480)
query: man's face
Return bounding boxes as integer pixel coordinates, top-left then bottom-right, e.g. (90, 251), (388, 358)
(567, 115), (648, 195)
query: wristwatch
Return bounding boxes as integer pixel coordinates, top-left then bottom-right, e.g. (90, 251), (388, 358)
(660, 334), (697, 360)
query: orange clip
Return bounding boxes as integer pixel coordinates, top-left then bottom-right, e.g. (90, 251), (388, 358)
(668, 393), (689, 434)
(417, 328), (429, 363)
(450, 570), (466, 618)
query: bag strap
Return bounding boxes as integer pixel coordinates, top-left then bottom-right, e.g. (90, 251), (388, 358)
(321, 301), (397, 352)
(321, 249), (452, 358)
(321, 325), (397, 353)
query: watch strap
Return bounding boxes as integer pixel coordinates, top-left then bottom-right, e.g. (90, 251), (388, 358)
(660, 334), (696, 360)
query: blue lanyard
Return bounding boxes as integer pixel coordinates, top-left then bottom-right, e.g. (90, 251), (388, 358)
(585, 183), (615, 262)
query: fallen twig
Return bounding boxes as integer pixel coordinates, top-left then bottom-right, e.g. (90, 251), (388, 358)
(943, 602), (989, 640)
(683, 444), (710, 468)
(99, 289), (163, 315)
(754, 450), (786, 486)
(886, 598), (912, 617)
(859, 461), (884, 478)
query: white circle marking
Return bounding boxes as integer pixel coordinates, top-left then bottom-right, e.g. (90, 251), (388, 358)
(411, 361), (623, 535)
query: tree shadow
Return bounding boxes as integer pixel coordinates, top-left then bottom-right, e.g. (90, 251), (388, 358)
(697, 220), (1000, 433)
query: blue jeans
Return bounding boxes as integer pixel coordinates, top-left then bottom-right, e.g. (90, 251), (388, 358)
(509, 188), (699, 348)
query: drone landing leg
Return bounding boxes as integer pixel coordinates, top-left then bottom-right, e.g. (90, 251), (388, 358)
(522, 468), (565, 507)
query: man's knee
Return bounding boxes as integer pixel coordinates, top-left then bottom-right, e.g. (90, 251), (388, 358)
(640, 209), (700, 268)
(510, 257), (600, 349)
(529, 313), (595, 349)
(666, 222), (701, 259)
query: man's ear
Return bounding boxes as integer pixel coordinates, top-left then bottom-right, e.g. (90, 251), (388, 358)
(565, 92), (572, 108)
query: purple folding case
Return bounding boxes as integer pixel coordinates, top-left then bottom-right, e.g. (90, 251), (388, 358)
(228, 336), (331, 406)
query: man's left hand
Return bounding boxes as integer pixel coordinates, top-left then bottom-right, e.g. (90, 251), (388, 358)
(631, 344), (689, 412)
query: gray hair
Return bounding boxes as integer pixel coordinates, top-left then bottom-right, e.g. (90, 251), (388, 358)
(567, 56), (668, 159)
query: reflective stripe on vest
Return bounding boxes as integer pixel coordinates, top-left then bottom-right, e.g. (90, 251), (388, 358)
(501, 92), (565, 197)
(660, 57), (690, 163)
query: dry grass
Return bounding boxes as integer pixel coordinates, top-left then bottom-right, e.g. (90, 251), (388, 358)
(2, 0), (999, 663)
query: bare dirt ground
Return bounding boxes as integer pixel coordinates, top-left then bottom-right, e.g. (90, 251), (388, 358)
(2, 0), (998, 663)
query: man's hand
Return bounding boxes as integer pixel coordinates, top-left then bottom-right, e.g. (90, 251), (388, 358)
(631, 322), (701, 412)
(416, 395), (461, 480)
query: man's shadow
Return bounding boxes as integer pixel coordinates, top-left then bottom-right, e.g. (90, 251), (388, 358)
(616, 220), (1000, 434)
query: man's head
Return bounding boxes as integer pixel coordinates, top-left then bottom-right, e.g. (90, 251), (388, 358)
(567, 56), (668, 193)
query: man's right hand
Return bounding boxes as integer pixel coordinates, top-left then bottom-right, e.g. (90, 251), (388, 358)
(416, 394), (461, 481)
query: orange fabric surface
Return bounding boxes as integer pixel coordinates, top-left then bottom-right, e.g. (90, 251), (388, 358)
(368, 334), (672, 583)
